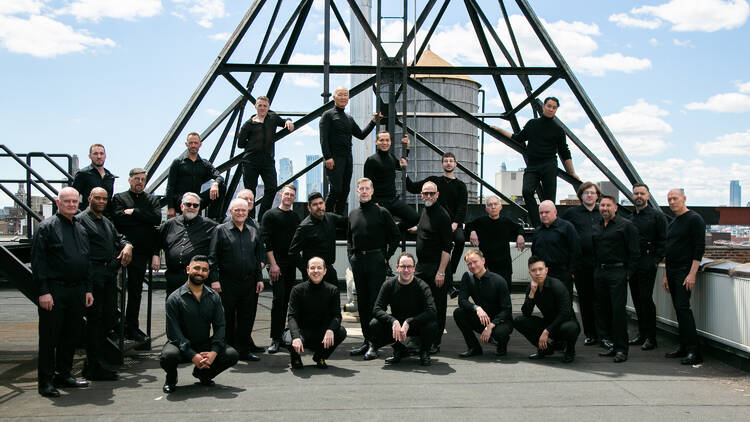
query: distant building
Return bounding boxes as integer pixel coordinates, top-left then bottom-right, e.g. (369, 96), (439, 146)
(559, 195), (581, 206)
(730, 180), (741, 207)
(306, 154), (323, 197)
(494, 163), (524, 203)
(598, 181), (619, 203)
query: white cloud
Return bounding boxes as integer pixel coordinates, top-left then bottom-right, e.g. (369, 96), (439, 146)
(685, 93), (750, 113)
(290, 75), (321, 88)
(58, 0), (162, 22)
(737, 81), (750, 93)
(290, 48), (349, 65)
(574, 53), (652, 76)
(209, 32), (228, 41)
(672, 38), (694, 47)
(648, 37), (659, 46)
(631, 0), (750, 32)
(0, 0), (44, 15)
(205, 108), (221, 116)
(0, 14), (115, 58)
(696, 129), (750, 156)
(290, 125), (318, 137)
(316, 28), (348, 49)
(493, 88), (586, 124)
(609, 13), (661, 29)
(295, 141), (304, 147)
(172, 0), (226, 28)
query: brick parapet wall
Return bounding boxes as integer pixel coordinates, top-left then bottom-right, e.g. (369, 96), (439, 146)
(704, 246), (750, 263)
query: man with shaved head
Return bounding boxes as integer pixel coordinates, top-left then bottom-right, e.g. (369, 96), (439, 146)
(32, 187), (94, 397)
(531, 200), (580, 296)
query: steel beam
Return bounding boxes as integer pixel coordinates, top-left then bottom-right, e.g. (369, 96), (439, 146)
(394, 0), (439, 61)
(223, 63), (562, 75)
(266, 0), (314, 102)
(330, 0), (351, 40)
(346, 0), (388, 58)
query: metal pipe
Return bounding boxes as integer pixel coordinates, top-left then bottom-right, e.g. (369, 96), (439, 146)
(478, 88), (485, 200)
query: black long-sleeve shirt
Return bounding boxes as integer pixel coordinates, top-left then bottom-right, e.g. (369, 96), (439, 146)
(287, 280), (341, 339)
(237, 111), (291, 156)
(157, 215), (217, 271)
(521, 276), (575, 333)
(110, 190), (161, 255)
(373, 277), (436, 326)
(627, 205), (667, 260)
(319, 106), (376, 159)
(32, 213), (91, 295)
(77, 208), (130, 264)
(208, 221), (264, 286)
(666, 210), (705, 268)
(364, 149), (404, 202)
(261, 207), (300, 266)
(511, 115), (571, 165)
(347, 200), (400, 260)
(165, 152), (224, 210)
(288, 212), (346, 270)
(531, 218), (581, 271)
(465, 215), (523, 266)
(458, 270), (512, 324)
(406, 175), (468, 224)
(72, 164), (116, 211)
(165, 283), (226, 360)
(593, 215), (640, 275)
(416, 204), (453, 264)
(560, 204), (601, 263)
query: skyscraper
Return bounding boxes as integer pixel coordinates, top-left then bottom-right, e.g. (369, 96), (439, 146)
(730, 180), (741, 207)
(306, 154), (323, 197)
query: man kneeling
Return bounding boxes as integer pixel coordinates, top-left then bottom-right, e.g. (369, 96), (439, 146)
(369, 252), (438, 366)
(160, 255), (239, 393)
(285, 257), (347, 369)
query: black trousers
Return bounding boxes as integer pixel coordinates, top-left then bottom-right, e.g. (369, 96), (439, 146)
(574, 265), (598, 339)
(324, 154), (353, 215)
(485, 259), (512, 289)
(164, 268), (186, 299)
(241, 152), (278, 221)
(125, 253), (149, 333)
(594, 266), (629, 354)
(514, 314), (580, 350)
(38, 283), (85, 384)
(283, 326), (347, 360)
(449, 228), (465, 276)
(629, 255), (659, 340)
(548, 266), (573, 298)
(159, 343), (238, 385)
(350, 251), (387, 343)
(198, 185), (227, 222)
(270, 262), (297, 341)
(453, 307), (513, 349)
(666, 264), (700, 353)
(377, 197), (419, 233)
(86, 275), (116, 368)
(220, 286), (258, 356)
(416, 261), (447, 345)
(369, 317), (439, 352)
(522, 161), (558, 227)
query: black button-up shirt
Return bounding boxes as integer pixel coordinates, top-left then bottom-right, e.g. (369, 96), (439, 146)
(347, 200), (400, 259)
(531, 218), (581, 270)
(520, 276), (576, 333)
(665, 210), (705, 268)
(593, 215), (640, 275)
(627, 205), (667, 260)
(208, 221), (264, 287)
(31, 213), (91, 295)
(406, 175), (468, 224)
(237, 111), (291, 156)
(165, 283), (226, 360)
(416, 204), (453, 264)
(560, 204), (601, 263)
(373, 277), (437, 326)
(261, 207), (300, 266)
(165, 152), (224, 210)
(287, 280), (342, 339)
(319, 106), (376, 159)
(77, 208), (130, 263)
(465, 215), (523, 266)
(458, 270), (512, 324)
(157, 215), (217, 271)
(110, 190), (162, 255)
(288, 212), (346, 269)
(72, 164), (116, 211)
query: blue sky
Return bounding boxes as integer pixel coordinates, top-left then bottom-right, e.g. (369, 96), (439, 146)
(1, 0), (749, 207)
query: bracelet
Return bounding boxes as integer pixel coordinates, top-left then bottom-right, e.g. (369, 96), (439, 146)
(437, 272), (445, 276)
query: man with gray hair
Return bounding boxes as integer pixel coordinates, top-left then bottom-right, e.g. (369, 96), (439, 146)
(155, 192), (217, 297)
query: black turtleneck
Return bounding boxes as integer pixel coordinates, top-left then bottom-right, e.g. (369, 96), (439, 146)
(287, 280), (341, 339)
(319, 106), (376, 159)
(347, 200), (400, 259)
(405, 175), (468, 224)
(512, 115), (571, 165)
(416, 204), (452, 263)
(364, 149), (403, 201)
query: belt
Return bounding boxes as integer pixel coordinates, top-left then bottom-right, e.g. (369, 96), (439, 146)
(91, 259), (117, 268)
(354, 249), (382, 256)
(598, 262), (625, 269)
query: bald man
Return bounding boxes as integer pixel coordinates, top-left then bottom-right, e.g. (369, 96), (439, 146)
(530, 200), (581, 296)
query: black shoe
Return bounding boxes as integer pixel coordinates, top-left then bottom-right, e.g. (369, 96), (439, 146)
(628, 335), (645, 346)
(162, 383), (176, 394)
(641, 338), (657, 351)
(681, 352), (703, 365)
(613, 352), (628, 363)
(268, 339), (282, 354)
(583, 337), (598, 346)
(600, 339), (614, 350)
(290, 356), (304, 369)
(562, 351), (575, 363)
(53, 375), (88, 389)
(38, 383), (60, 397)
(83, 367), (118, 381)
(363, 347), (379, 361)
(385, 266), (395, 278)
(312, 354), (328, 369)
(665, 347), (688, 358)
(419, 350), (431, 366)
(599, 348), (616, 357)
(459, 347), (483, 358)
(449, 287), (459, 299)
(349, 342), (369, 356)
(248, 343), (265, 353)
(495, 343), (507, 357)
(385, 346), (407, 364)
(528, 349), (551, 360)
(240, 353), (260, 362)
(199, 378), (215, 387)
(429, 344), (440, 355)
(126, 330), (147, 343)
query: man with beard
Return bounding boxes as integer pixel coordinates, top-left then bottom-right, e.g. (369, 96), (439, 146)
(72, 143), (115, 212)
(209, 198), (265, 362)
(160, 255), (238, 394)
(155, 192), (217, 297)
(531, 200), (580, 297)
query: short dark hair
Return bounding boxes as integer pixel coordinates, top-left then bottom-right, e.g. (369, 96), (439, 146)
(442, 152), (456, 161)
(89, 143), (105, 153)
(632, 182), (649, 192)
(464, 249), (484, 260)
(129, 168), (147, 177)
(397, 252), (415, 266)
(576, 181), (601, 200)
(376, 130), (391, 138)
(543, 97), (559, 107)
(282, 184), (297, 193)
(256, 95), (270, 104)
(599, 194), (617, 204)
(307, 192), (323, 204)
(187, 132), (201, 140)
(190, 255), (210, 265)
(528, 255), (546, 267)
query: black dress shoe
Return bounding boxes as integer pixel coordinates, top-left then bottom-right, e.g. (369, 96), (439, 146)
(53, 375), (88, 388)
(267, 340), (281, 354)
(599, 348), (616, 357)
(199, 378), (215, 387)
(248, 343), (265, 353)
(459, 347), (483, 358)
(385, 266), (395, 278)
(449, 287), (460, 299)
(628, 335), (645, 346)
(290, 356), (304, 369)
(528, 348), (552, 360)
(126, 330), (147, 343)
(665, 347), (688, 358)
(385, 347), (407, 364)
(583, 337), (598, 346)
(38, 383), (60, 397)
(419, 350), (431, 366)
(349, 342), (369, 356)
(363, 347), (379, 361)
(681, 352), (703, 365)
(162, 383), (176, 394)
(613, 352), (628, 363)
(641, 338), (657, 351)
(240, 353), (261, 362)
(562, 351), (575, 363)
(313, 354), (329, 369)
(495, 343), (507, 357)
(428, 344), (440, 355)
(600, 339), (614, 350)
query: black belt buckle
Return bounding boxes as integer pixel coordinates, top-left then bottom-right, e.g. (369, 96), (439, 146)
(599, 262), (624, 269)
(356, 249), (381, 256)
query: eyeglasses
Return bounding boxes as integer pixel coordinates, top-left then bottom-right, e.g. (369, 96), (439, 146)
(421, 191), (437, 196)
(582, 191), (598, 196)
(397, 265), (415, 269)
(183, 203), (200, 208)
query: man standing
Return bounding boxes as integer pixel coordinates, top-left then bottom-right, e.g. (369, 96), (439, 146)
(165, 132), (224, 220)
(347, 178), (400, 360)
(454, 250), (513, 358)
(209, 198), (265, 362)
(531, 200), (580, 296)
(78, 188), (133, 380)
(465, 195), (525, 285)
(560, 182), (602, 346)
(593, 195), (640, 363)
(319, 86), (380, 215)
(626, 183), (667, 351)
(515, 256), (580, 363)
(155, 192), (217, 297)
(663, 189), (705, 365)
(32, 187), (94, 397)
(492, 97), (579, 227)
(111, 168), (162, 342)
(72, 143), (115, 212)
(160, 255), (239, 394)
(262, 185), (301, 354)
(369, 252), (438, 366)
(285, 257), (347, 369)
(414, 181), (452, 354)
(236, 96), (294, 221)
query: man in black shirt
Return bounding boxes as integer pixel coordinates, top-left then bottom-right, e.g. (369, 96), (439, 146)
(415, 181), (453, 353)
(319, 86), (379, 215)
(72, 143), (115, 212)
(32, 187), (94, 397)
(111, 168), (162, 342)
(165, 132), (225, 220)
(531, 200), (580, 296)
(347, 178), (400, 360)
(155, 192), (217, 297)
(262, 185), (301, 354)
(466, 195), (525, 285)
(209, 198), (265, 362)
(593, 195), (640, 363)
(515, 255), (580, 363)
(626, 183), (667, 351)
(160, 255), (238, 394)
(289, 192), (346, 285)
(285, 257), (347, 369)
(493, 97), (579, 227)
(370, 252), (438, 366)
(560, 182), (602, 346)
(454, 250), (513, 357)
(78, 188), (133, 381)
(663, 189), (705, 365)
(237, 95), (294, 221)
